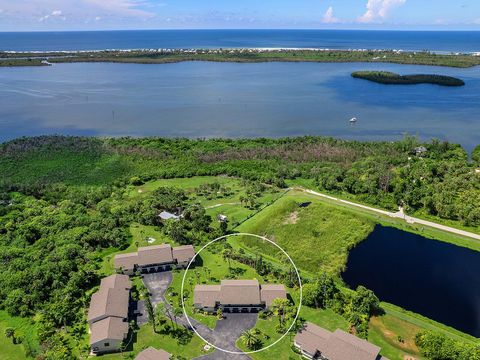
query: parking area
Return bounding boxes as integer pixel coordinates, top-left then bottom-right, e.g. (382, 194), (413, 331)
(194, 313), (258, 360)
(138, 271), (257, 359)
(134, 271), (173, 325)
(142, 271), (173, 306)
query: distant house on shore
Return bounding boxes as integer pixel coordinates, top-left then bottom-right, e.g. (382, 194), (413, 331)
(194, 279), (286, 313)
(158, 211), (180, 221)
(88, 274), (132, 354)
(114, 244), (196, 275)
(217, 214), (228, 222)
(294, 322), (389, 360)
(135, 347), (171, 360)
(414, 146), (428, 157)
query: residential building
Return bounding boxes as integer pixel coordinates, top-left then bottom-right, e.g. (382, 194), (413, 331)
(194, 279), (287, 313)
(114, 244), (196, 275)
(158, 211), (180, 220)
(88, 274), (132, 354)
(294, 322), (388, 360)
(135, 347), (171, 360)
(90, 316), (129, 354)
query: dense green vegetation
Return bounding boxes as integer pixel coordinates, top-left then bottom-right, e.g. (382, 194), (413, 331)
(1, 135), (479, 359)
(352, 71), (465, 86)
(2, 49), (480, 67)
(2, 135), (479, 228)
(0, 58), (47, 67)
(415, 331), (480, 359)
(236, 192), (374, 274)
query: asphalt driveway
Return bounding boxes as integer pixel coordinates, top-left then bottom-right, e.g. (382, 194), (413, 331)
(194, 313), (258, 360)
(135, 271), (173, 325)
(142, 271), (173, 306)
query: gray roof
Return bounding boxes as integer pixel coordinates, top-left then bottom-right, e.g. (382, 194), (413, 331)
(100, 274), (132, 290)
(158, 211), (179, 220)
(172, 245), (196, 264)
(87, 287), (130, 323)
(295, 322), (384, 360)
(260, 284), (288, 307)
(89, 316), (128, 345)
(135, 347), (171, 360)
(114, 252), (138, 271)
(194, 280), (286, 308)
(220, 279), (261, 305)
(138, 244), (174, 266)
(323, 329), (382, 360)
(194, 285), (221, 308)
(114, 244), (197, 271)
(295, 322), (331, 357)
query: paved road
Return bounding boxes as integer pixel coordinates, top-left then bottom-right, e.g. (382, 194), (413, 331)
(303, 188), (480, 241)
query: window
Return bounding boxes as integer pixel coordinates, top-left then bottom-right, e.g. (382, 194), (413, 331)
(104, 342), (110, 347)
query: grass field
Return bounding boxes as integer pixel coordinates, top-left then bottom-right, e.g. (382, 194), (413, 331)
(287, 179), (480, 252)
(236, 191), (375, 275)
(0, 311), (39, 360)
(128, 175), (284, 229)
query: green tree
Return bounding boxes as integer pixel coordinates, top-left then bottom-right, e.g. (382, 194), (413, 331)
(4, 327), (15, 344)
(240, 329), (261, 350)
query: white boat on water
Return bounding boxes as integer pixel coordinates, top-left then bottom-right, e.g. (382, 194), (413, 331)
(349, 117), (358, 124)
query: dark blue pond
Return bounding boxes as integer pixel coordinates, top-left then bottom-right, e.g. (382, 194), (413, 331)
(342, 225), (480, 337)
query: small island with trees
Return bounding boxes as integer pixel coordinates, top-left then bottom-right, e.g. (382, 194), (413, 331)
(351, 71), (465, 86)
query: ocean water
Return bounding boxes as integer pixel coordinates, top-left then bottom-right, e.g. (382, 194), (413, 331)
(1, 30), (479, 53)
(0, 61), (479, 151)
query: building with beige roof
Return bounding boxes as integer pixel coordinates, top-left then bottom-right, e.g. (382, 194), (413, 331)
(88, 287), (130, 324)
(294, 322), (388, 360)
(135, 346), (171, 360)
(88, 275), (132, 354)
(90, 316), (129, 354)
(114, 244), (196, 275)
(100, 274), (132, 291)
(194, 279), (287, 313)
(172, 245), (196, 267)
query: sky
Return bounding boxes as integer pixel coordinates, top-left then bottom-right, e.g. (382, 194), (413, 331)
(0, 0), (479, 31)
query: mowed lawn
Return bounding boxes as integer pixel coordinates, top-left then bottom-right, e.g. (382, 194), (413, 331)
(127, 175), (284, 229)
(236, 190), (375, 275)
(0, 311), (39, 360)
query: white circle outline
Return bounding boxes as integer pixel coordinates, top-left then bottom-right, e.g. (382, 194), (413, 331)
(180, 233), (303, 355)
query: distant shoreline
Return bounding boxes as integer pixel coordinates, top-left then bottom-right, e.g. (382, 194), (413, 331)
(1, 48), (480, 68)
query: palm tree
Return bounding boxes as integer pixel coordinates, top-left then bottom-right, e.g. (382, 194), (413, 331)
(172, 307), (183, 328)
(188, 277), (194, 292)
(222, 248), (233, 269)
(4, 327), (15, 343)
(240, 329), (260, 350)
(271, 298), (290, 326)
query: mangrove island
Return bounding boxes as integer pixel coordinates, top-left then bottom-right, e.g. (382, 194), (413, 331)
(351, 71), (465, 86)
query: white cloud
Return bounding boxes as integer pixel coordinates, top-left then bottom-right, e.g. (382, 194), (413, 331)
(322, 6), (340, 24)
(39, 9), (64, 22)
(0, 0), (155, 23)
(82, 0), (154, 18)
(358, 0), (406, 23)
